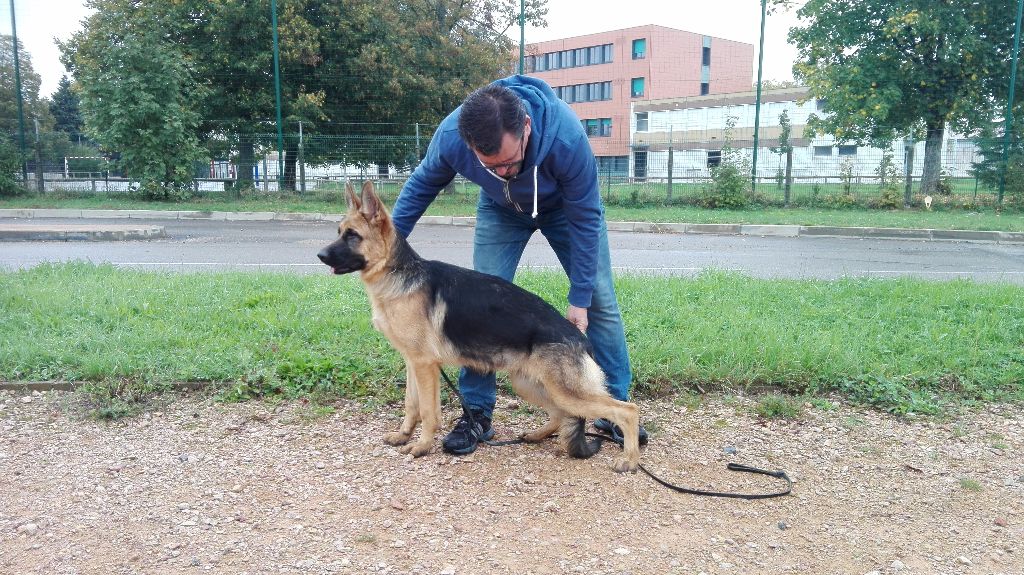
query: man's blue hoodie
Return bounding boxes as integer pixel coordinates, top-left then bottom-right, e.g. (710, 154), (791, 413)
(390, 75), (602, 309)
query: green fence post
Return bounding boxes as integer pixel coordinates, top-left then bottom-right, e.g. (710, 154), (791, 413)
(999, 0), (1024, 204)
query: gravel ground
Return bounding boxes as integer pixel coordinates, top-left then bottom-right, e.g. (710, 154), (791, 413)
(1, 389), (1022, 575)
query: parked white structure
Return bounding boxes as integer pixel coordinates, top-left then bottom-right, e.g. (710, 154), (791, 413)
(628, 86), (980, 182)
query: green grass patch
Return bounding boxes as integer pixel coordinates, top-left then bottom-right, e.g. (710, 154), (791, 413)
(959, 478), (983, 492)
(1, 264), (1023, 415)
(754, 394), (804, 420)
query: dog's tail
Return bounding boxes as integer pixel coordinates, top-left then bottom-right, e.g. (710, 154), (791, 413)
(561, 417), (601, 459)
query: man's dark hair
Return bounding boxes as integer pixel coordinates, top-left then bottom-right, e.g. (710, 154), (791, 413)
(457, 84), (527, 156)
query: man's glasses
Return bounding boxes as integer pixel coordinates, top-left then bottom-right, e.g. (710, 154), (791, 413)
(477, 136), (526, 174)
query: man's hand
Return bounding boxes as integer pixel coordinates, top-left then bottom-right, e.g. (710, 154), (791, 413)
(566, 305), (588, 333)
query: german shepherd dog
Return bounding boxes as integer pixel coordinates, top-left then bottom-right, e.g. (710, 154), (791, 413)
(317, 182), (641, 473)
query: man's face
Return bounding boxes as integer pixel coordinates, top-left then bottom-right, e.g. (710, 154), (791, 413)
(474, 118), (531, 179)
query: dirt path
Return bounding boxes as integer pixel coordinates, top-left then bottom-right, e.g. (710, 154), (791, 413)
(2, 389), (1022, 575)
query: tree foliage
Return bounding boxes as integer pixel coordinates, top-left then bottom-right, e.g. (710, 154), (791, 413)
(777, 0), (1020, 195)
(972, 102), (1024, 201)
(1, 35), (70, 179)
(0, 35), (47, 135)
(62, 1), (206, 198)
(49, 76), (84, 143)
(60, 0), (548, 190)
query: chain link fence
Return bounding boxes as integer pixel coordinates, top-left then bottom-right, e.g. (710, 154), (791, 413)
(4, 123), (1020, 210)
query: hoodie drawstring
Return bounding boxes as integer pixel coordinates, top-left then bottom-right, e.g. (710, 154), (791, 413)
(532, 165), (538, 219)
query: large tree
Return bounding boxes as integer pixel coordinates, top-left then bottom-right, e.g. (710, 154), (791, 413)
(61, 0), (547, 192)
(49, 75), (84, 144)
(779, 0), (1018, 195)
(2, 35), (66, 185)
(297, 0), (547, 177)
(61, 1), (206, 197)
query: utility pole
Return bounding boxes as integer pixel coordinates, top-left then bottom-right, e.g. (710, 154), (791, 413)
(9, 0), (28, 186)
(751, 0), (767, 193)
(271, 0), (285, 191)
(1000, 0), (1024, 204)
(518, 0), (525, 74)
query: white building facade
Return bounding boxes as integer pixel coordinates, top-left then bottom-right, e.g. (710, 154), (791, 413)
(628, 87), (980, 183)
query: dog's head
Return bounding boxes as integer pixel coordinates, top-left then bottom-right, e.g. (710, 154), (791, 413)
(317, 181), (394, 276)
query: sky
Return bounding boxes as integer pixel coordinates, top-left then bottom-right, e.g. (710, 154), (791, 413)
(1, 0), (807, 99)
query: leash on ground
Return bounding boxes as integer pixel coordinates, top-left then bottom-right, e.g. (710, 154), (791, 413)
(438, 369), (792, 500)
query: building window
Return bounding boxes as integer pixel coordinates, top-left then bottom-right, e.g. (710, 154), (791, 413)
(631, 77), (645, 98)
(597, 156), (628, 177)
(707, 150), (722, 168)
(816, 98), (827, 112)
(600, 118), (612, 137)
(700, 82), (710, 95)
(635, 112), (648, 132)
(547, 52), (559, 70)
(813, 146), (833, 156)
(702, 46), (711, 67)
(534, 55), (546, 72)
(589, 46), (603, 64)
(560, 50), (574, 68)
(838, 145), (858, 156)
(603, 43), (613, 63)
(632, 38), (647, 60)
(585, 119), (600, 137)
(553, 81), (612, 103)
(574, 48), (588, 66)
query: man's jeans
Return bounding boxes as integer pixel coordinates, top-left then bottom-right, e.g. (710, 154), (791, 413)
(458, 196), (633, 419)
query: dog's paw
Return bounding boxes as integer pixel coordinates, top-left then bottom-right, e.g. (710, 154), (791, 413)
(398, 441), (433, 457)
(383, 431), (411, 446)
(519, 431), (548, 443)
(612, 457), (639, 474)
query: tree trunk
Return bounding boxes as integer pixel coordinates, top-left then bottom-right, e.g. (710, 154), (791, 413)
(237, 138), (255, 191)
(920, 123), (944, 196)
(283, 147), (297, 192)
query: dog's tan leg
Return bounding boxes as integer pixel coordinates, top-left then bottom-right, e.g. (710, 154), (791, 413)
(384, 363), (419, 446)
(520, 413), (564, 443)
(600, 400), (641, 473)
(545, 389), (641, 472)
(509, 373), (562, 442)
(398, 362), (440, 457)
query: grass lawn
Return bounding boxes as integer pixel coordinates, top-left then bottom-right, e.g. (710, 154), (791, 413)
(3, 263), (1022, 417)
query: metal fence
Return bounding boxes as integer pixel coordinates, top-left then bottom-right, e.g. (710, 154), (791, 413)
(7, 127), (1020, 209)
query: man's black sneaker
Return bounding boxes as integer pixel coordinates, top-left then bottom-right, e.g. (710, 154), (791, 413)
(593, 418), (649, 446)
(442, 408), (495, 455)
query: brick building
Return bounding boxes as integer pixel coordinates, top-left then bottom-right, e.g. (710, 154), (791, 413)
(526, 25), (754, 175)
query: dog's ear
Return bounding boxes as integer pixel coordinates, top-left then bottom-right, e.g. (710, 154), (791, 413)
(360, 180), (383, 222)
(345, 182), (361, 211)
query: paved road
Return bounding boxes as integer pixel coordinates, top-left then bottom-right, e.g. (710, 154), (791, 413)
(3, 217), (1024, 284)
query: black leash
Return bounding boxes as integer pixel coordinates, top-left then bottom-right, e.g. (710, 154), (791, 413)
(438, 369), (792, 500)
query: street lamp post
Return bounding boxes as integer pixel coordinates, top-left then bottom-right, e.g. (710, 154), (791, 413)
(999, 0), (1024, 204)
(751, 0), (768, 193)
(9, 0), (28, 187)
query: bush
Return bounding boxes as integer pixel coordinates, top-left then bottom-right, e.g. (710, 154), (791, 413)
(0, 138), (24, 197)
(698, 116), (751, 209)
(700, 161), (751, 208)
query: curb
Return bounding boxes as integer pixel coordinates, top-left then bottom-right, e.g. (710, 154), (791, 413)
(1, 208), (1022, 244)
(0, 223), (166, 241)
